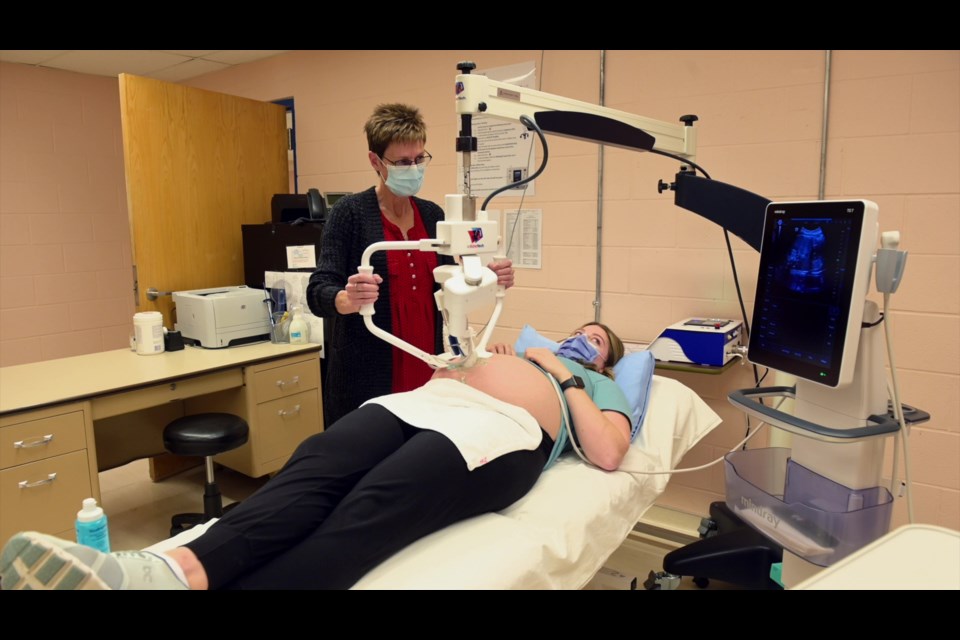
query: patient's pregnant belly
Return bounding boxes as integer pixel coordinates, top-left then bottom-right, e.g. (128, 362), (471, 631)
(431, 354), (562, 440)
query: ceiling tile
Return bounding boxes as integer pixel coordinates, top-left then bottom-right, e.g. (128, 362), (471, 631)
(43, 50), (192, 77)
(150, 58), (231, 82)
(1, 50), (293, 81)
(0, 50), (69, 64)
(159, 50), (220, 58)
(203, 50), (288, 65)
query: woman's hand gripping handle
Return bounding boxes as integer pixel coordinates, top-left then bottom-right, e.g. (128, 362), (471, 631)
(335, 266), (383, 316)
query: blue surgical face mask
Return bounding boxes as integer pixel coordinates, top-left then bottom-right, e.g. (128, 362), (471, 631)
(556, 334), (600, 364)
(383, 163), (425, 197)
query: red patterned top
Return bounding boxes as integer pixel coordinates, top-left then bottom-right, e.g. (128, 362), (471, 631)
(381, 200), (439, 393)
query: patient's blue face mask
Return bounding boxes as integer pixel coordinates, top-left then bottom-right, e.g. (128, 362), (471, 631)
(556, 334), (600, 364)
(383, 163), (426, 197)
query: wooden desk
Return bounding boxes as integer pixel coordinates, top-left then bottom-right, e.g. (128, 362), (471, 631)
(0, 343), (322, 542)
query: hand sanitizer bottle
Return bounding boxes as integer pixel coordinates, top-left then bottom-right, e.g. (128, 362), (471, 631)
(76, 498), (111, 553)
(288, 306), (309, 345)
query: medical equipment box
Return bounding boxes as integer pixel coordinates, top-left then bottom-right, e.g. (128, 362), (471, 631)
(648, 318), (741, 366)
(724, 448), (893, 567)
(173, 286), (271, 348)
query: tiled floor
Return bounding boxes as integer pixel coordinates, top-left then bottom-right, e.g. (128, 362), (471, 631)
(101, 460), (742, 590)
(99, 459), (269, 551)
(591, 534), (745, 590)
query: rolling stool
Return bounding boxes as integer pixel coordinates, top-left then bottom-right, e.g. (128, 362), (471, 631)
(163, 413), (249, 537)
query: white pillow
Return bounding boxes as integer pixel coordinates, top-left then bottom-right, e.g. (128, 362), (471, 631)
(514, 324), (655, 438)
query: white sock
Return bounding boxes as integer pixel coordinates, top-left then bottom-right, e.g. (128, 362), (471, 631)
(157, 552), (190, 586)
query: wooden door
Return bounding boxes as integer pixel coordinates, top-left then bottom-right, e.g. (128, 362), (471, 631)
(119, 74), (288, 326)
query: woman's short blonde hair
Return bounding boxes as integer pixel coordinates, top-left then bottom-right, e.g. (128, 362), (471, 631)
(364, 104), (427, 157)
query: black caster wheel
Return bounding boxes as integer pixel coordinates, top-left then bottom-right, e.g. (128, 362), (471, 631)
(693, 576), (710, 589)
(698, 517), (718, 539)
(644, 570), (680, 590)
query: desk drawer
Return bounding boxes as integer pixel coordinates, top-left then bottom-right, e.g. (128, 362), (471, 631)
(0, 450), (92, 544)
(92, 369), (243, 420)
(0, 410), (86, 470)
(255, 390), (322, 464)
(251, 359), (319, 404)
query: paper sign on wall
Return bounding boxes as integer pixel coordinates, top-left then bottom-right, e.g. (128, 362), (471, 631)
(502, 209), (542, 269)
(286, 245), (316, 269)
(457, 61), (537, 198)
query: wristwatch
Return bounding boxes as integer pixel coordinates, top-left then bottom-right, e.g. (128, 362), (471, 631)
(559, 375), (585, 392)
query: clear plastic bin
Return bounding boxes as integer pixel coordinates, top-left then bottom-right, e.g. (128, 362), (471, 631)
(724, 448), (893, 567)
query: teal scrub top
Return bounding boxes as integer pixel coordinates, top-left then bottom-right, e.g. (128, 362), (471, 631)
(543, 356), (631, 469)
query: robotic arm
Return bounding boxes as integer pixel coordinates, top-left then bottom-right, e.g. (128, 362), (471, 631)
(357, 193), (503, 370)
(454, 63), (697, 158)
(359, 60), (762, 371)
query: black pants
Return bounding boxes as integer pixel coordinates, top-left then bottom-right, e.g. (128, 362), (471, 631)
(185, 404), (552, 589)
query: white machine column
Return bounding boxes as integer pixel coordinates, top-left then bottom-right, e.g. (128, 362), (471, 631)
(784, 301), (889, 586)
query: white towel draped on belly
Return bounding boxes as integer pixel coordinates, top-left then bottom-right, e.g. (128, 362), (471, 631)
(363, 379), (543, 470)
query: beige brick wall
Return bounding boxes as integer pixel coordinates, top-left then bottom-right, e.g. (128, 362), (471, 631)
(2, 51), (956, 530)
(188, 50), (958, 530)
(0, 62), (133, 365)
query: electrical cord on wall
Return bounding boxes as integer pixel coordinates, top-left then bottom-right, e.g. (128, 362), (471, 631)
(883, 293), (914, 523)
(468, 114), (547, 340)
(487, 55), (546, 260)
(649, 148), (764, 440)
(723, 227), (767, 445)
(504, 123), (538, 257)
(482, 115), (548, 213)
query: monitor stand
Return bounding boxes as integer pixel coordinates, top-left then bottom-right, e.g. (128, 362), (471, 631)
(782, 301), (888, 585)
(655, 302), (898, 589)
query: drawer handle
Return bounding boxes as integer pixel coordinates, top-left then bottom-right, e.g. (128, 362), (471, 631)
(276, 376), (300, 389)
(19, 473), (57, 489)
(13, 434), (54, 449)
(277, 404), (302, 418)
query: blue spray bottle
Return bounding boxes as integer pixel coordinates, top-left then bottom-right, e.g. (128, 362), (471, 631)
(76, 498), (111, 553)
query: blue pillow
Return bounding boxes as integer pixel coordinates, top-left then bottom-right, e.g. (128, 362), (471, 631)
(513, 324), (655, 439)
(612, 350), (656, 440)
(513, 324), (559, 355)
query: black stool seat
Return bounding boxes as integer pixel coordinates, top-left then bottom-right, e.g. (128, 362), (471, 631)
(163, 413), (248, 457)
(163, 413), (249, 537)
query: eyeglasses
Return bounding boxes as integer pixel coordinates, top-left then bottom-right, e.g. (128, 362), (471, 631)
(380, 151), (432, 168)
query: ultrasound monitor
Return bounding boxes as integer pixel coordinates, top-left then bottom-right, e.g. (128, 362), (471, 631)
(747, 200), (879, 388)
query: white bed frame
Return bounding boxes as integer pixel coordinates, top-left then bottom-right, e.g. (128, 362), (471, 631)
(148, 376), (721, 589)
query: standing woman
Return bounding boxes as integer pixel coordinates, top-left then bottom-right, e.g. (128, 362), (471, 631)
(307, 104), (514, 425)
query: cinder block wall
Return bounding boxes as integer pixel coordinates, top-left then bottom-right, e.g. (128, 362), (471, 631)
(2, 51), (955, 529)
(0, 62), (133, 365)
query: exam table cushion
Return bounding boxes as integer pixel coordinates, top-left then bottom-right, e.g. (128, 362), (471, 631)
(147, 375), (721, 589)
(514, 324), (655, 439)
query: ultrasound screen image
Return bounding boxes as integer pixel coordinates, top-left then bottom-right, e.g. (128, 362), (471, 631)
(753, 216), (855, 371)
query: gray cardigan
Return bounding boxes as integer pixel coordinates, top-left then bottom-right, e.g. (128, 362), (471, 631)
(307, 187), (450, 425)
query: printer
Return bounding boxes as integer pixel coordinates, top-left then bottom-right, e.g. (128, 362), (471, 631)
(173, 286), (271, 348)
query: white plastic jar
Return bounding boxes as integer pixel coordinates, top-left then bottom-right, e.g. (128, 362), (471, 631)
(133, 311), (165, 355)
